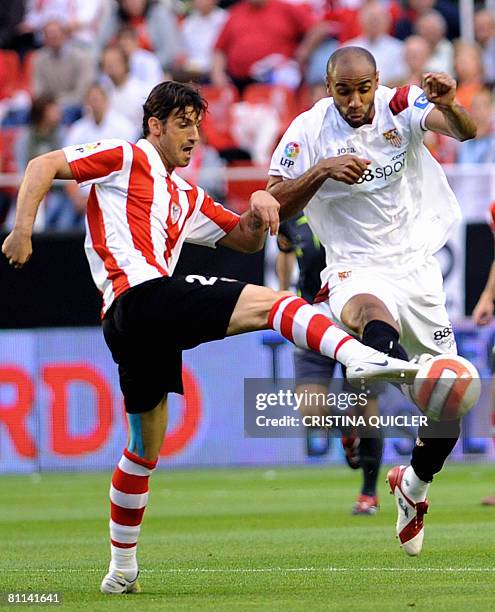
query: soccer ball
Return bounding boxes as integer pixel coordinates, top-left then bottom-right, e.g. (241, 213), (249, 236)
(412, 354), (481, 421)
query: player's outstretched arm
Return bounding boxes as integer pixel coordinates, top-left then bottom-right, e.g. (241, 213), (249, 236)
(267, 154), (370, 221)
(1, 150), (74, 268)
(422, 73), (477, 142)
(473, 260), (495, 326)
(219, 190), (280, 253)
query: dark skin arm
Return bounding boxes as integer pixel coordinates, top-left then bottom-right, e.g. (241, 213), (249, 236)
(266, 154), (370, 221)
(422, 72), (477, 141)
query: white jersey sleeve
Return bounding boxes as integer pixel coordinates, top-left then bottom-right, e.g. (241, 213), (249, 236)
(406, 85), (435, 138)
(269, 114), (314, 180)
(63, 139), (130, 188)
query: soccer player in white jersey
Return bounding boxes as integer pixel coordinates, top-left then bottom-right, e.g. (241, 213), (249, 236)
(267, 47), (477, 556)
(3, 81), (421, 594)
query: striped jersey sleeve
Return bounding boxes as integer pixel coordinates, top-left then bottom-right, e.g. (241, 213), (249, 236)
(63, 139), (127, 187)
(186, 190), (240, 247)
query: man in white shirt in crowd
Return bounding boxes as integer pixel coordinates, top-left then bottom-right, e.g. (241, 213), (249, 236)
(344, 2), (406, 86)
(64, 83), (139, 215)
(116, 26), (165, 90)
(415, 10), (454, 74)
(182, 0), (227, 82)
(100, 45), (148, 126)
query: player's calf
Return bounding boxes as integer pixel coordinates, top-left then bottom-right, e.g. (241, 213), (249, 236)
(102, 397), (168, 594)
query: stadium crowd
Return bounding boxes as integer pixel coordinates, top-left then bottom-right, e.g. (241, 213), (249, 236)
(0, 0), (494, 229)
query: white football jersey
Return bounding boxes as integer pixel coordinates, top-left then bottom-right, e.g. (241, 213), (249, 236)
(269, 85), (460, 282)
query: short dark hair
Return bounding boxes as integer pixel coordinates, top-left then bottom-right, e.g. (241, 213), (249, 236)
(326, 47), (377, 76)
(30, 94), (57, 126)
(142, 81), (208, 137)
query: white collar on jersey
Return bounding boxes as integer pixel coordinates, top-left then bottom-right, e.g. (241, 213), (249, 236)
(136, 138), (193, 190)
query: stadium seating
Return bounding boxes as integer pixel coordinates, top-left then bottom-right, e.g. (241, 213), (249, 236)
(0, 51), (22, 100)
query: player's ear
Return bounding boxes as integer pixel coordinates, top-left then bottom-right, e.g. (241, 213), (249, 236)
(148, 116), (163, 136)
(325, 75), (331, 96)
(375, 71), (380, 87)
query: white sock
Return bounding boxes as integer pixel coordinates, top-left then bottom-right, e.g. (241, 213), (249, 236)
(110, 544), (138, 579)
(401, 465), (429, 502)
(268, 295), (378, 365)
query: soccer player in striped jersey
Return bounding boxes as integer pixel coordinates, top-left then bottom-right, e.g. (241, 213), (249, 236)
(268, 47), (477, 556)
(3, 81), (420, 593)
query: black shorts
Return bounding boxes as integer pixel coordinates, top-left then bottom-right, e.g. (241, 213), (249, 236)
(102, 275), (246, 413)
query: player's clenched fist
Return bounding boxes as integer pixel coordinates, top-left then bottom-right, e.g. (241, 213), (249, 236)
(422, 72), (456, 109)
(1, 230), (32, 269)
(318, 155), (371, 185)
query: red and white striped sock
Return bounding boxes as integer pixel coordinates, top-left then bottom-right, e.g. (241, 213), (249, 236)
(109, 448), (157, 577)
(268, 295), (375, 365)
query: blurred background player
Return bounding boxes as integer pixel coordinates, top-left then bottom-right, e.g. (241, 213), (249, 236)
(472, 201), (495, 507)
(268, 47), (477, 555)
(276, 212), (383, 515)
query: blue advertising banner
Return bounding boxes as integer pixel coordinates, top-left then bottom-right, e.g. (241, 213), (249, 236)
(0, 322), (493, 473)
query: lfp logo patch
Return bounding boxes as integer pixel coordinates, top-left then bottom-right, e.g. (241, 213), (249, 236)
(414, 93), (430, 109)
(284, 142), (301, 159)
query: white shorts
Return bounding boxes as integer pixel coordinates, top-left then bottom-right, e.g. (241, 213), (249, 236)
(315, 256), (457, 358)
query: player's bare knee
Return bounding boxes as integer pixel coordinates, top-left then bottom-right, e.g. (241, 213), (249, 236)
(229, 286), (296, 333)
(342, 294), (396, 334)
(260, 289), (294, 327)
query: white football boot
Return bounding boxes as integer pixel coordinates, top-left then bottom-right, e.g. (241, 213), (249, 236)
(387, 465), (429, 556)
(346, 351), (421, 386)
(100, 569), (141, 594)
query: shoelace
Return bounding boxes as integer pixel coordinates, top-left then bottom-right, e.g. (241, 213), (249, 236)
(414, 500), (429, 526)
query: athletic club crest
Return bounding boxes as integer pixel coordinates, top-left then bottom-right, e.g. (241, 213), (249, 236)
(170, 203), (181, 224)
(382, 128), (402, 148)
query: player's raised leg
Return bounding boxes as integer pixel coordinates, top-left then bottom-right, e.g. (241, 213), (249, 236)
(227, 285), (420, 381)
(100, 396), (168, 594)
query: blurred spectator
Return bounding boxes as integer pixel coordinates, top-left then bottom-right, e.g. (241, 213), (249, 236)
(116, 25), (164, 89)
(394, 0), (459, 42)
(415, 10), (453, 74)
(0, 1), (30, 57)
(99, 0), (182, 72)
(212, 0), (317, 91)
(181, 0), (228, 82)
(100, 45), (148, 126)
(63, 83), (138, 218)
(14, 94), (76, 229)
(321, 0), (365, 44)
(454, 41), (484, 110)
(393, 34), (431, 86)
(15, 95), (62, 168)
(475, 9), (495, 86)
(32, 19), (95, 122)
(457, 89), (495, 164)
(64, 83), (138, 145)
(344, 2), (406, 86)
(20, 0), (108, 50)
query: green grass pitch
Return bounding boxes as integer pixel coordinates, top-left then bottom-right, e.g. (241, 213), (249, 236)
(1, 463), (494, 611)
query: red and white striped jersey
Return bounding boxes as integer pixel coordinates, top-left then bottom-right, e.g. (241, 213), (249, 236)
(63, 138), (240, 315)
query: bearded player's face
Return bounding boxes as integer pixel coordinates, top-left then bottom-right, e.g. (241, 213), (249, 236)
(326, 62), (379, 128)
(160, 107), (201, 169)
